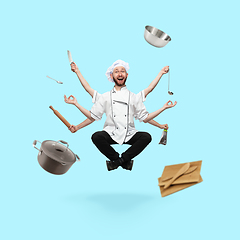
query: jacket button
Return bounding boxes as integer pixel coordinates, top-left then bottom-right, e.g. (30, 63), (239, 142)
(125, 115), (126, 117)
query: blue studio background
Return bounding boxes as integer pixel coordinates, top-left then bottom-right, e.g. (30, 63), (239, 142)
(1, 0), (239, 239)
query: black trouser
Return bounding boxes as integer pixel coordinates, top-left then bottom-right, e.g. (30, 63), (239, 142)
(91, 131), (152, 162)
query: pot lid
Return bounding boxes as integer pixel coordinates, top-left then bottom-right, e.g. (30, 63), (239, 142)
(41, 140), (76, 164)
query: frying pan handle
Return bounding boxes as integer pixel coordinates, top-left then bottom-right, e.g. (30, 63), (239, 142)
(33, 140), (41, 151)
(76, 154), (80, 162)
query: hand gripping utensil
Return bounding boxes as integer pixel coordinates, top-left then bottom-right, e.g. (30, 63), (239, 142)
(67, 50), (73, 64)
(163, 162), (190, 189)
(161, 166), (198, 182)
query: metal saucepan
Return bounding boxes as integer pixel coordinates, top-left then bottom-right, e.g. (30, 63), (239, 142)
(33, 139), (80, 175)
(144, 25), (171, 48)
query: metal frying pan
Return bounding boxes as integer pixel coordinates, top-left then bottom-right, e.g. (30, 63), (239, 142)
(144, 25), (171, 48)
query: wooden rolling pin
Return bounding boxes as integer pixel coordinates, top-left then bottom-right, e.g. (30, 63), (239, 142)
(49, 106), (71, 128)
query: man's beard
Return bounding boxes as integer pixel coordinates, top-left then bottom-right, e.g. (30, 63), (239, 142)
(113, 76), (127, 86)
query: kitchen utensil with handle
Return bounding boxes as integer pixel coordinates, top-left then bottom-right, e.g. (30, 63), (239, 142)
(159, 129), (167, 145)
(46, 75), (63, 84)
(161, 166), (198, 182)
(67, 50), (73, 63)
(168, 70), (174, 95)
(49, 105), (71, 128)
(163, 162), (190, 189)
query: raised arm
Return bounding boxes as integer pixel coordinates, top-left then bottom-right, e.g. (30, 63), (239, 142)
(143, 100), (177, 123)
(71, 62), (95, 97)
(144, 66), (169, 98)
(64, 95), (95, 121)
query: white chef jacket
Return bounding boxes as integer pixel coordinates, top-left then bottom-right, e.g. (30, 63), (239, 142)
(90, 86), (149, 145)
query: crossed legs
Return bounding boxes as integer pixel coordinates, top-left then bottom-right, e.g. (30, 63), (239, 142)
(91, 131), (152, 170)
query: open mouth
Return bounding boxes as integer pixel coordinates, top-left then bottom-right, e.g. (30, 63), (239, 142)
(113, 76), (126, 86)
(117, 78), (124, 82)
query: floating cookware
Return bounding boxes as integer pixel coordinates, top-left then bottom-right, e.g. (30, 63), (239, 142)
(144, 25), (171, 48)
(33, 139), (80, 175)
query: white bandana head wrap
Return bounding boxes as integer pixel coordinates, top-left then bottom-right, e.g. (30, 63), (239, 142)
(105, 60), (130, 82)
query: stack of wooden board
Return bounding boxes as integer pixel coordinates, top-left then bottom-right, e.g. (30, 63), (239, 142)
(158, 160), (203, 197)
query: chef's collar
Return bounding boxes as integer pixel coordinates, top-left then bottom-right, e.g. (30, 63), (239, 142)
(112, 86), (127, 93)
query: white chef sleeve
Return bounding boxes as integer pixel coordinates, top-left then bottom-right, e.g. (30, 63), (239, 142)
(92, 90), (102, 103)
(90, 95), (105, 121)
(136, 90), (146, 102)
(133, 94), (149, 122)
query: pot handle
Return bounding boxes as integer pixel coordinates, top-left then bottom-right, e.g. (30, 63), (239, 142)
(33, 140), (41, 151)
(76, 154), (80, 162)
(57, 140), (69, 149)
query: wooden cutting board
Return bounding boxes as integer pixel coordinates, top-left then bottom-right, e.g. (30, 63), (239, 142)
(158, 175), (203, 197)
(158, 160), (202, 186)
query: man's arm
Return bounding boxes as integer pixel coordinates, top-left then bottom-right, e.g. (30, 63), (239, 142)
(68, 118), (94, 133)
(143, 100), (177, 123)
(144, 66), (169, 98)
(148, 120), (168, 130)
(71, 62), (95, 97)
(64, 95), (95, 121)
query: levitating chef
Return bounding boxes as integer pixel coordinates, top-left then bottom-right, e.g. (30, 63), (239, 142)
(67, 60), (171, 132)
(64, 60), (177, 171)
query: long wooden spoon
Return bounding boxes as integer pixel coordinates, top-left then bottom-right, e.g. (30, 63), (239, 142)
(161, 166), (198, 182)
(163, 162), (190, 189)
